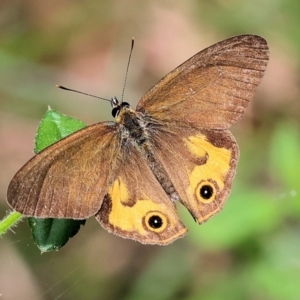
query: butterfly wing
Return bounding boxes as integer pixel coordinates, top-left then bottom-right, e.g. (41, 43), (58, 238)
(136, 35), (269, 129)
(148, 125), (239, 223)
(96, 141), (187, 245)
(7, 122), (121, 219)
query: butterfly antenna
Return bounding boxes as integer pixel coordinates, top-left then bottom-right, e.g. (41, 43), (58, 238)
(121, 37), (134, 103)
(56, 85), (111, 102)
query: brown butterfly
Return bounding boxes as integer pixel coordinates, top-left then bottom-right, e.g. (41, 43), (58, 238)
(7, 35), (269, 245)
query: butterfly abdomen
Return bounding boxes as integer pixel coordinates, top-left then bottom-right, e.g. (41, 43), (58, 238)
(143, 148), (181, 203)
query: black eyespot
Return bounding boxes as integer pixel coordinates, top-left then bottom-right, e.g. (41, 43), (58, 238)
(112, 107), (120, 118)
(200, 185), (214, 200)
(148, 215), (163, 229)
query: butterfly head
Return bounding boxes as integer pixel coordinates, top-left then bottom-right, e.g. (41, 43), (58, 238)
(111, 97), (130, 118)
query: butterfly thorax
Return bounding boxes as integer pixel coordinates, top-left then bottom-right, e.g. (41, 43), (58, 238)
(116, 106), (148, 146)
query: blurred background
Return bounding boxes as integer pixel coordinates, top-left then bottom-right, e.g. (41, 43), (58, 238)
(0, 1), (300, 299)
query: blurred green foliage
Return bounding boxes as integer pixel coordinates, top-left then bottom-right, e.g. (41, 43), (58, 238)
(0, 1), (300, 300)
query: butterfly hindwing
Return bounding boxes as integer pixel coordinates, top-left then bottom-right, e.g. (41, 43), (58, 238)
(149, 125), (239, 223)
(96, 142), (187, 245)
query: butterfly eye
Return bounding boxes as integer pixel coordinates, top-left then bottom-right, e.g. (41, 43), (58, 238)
(112, 107), (120, 118)
(143, 211), (168, 233)
(196, 181), (217, 203)
(112, 102), (130, 117)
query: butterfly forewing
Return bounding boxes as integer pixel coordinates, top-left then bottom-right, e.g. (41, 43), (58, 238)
(136, 35), (269, 129)
(7, 122), (120, 219)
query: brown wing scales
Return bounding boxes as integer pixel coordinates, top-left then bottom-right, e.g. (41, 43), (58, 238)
(7, 122), (120, 219)
(136, 35), (269, 129)
(96, 143), (187, 245)
(150, 125), (239, 223)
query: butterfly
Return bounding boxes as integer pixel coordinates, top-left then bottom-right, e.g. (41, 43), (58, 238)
(7, 35), (269, 245)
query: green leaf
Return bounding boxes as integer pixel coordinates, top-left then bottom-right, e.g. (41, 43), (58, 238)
(28, 218), (86, 252)
(29, 108), (87, 252)
(34, 108), (86, 152)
